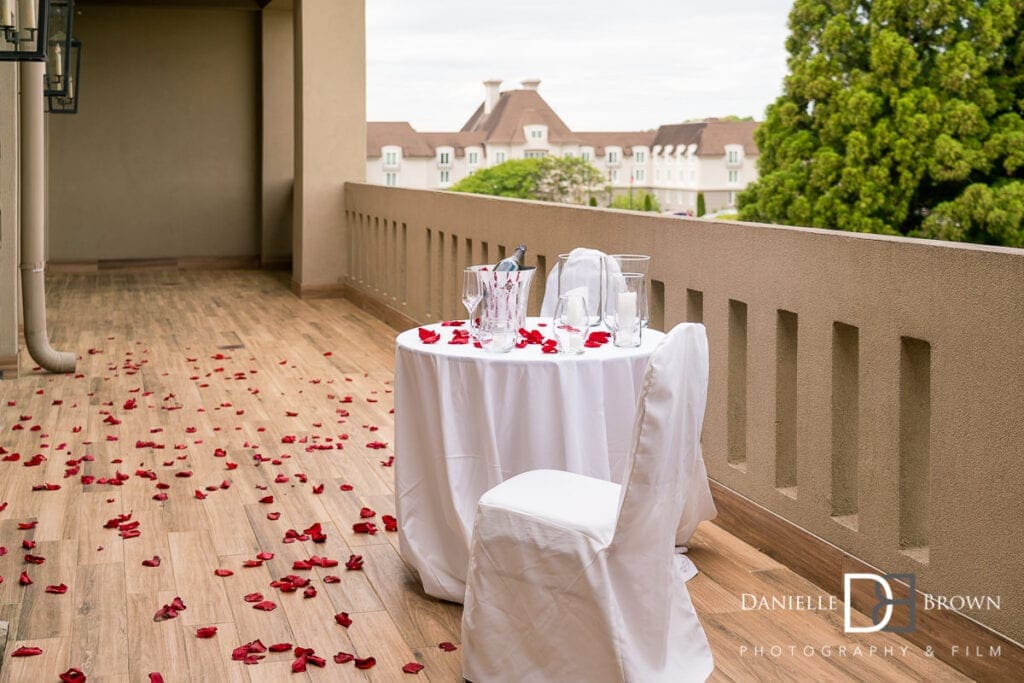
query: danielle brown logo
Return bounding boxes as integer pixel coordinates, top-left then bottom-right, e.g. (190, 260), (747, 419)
(843, 573), (916, 634)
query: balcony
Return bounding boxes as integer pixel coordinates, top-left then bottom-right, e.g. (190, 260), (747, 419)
(0, 0), (1020, 680)
(341, 183), (1024, 681)
(0, 262), (976, 681)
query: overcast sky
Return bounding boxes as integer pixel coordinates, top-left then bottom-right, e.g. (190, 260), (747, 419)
(366, 0), (795, 132)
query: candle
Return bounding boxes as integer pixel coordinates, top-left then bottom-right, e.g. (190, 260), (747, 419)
(617, 291), (637, 327)
(566, 296), (587, 327)
(1, 0), (15, 29)
(18, 0), (35, 31)
(48, 42), (62, 80)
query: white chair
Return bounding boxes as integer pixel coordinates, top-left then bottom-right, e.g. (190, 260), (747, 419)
(461, 323), (716, 683)
(539, 247), (611, 318)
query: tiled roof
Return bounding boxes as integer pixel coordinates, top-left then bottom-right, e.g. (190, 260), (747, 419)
(460, 89), (579, 145)
(652, 120), (759, 156)
(367, 122), (435, 158)
(574, 131), (657, 157)
(369, 95), (760, 160)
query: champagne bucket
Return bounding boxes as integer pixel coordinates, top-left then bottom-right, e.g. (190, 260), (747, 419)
(478, 266), (536, 341)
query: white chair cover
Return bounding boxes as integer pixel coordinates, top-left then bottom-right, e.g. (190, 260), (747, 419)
(539, 247), (612, 317)
(462, 323), (716, 682)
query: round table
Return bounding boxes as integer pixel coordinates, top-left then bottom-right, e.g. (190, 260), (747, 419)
(395, 318), (665, 603)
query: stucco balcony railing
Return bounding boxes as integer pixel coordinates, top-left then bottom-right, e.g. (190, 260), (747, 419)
(342, 182), (1024, 678)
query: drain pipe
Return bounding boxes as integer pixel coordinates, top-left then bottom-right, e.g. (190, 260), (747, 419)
(19, 61), (75, 373)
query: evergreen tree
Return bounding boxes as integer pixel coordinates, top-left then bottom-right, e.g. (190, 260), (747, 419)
(739, 0), (1024, 246)
(697, 192), (706, 217)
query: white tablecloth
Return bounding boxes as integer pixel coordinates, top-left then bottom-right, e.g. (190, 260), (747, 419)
(395, 318), (665, 603)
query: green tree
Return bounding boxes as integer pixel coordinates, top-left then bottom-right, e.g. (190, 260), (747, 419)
(449, 158), (545, 199)
(450, 156), (605, 205)
(696, 192), (706, 217)
(534, 156), (606, 204)
(610, 190), (661, 212)
(739, 0), (1024, 246)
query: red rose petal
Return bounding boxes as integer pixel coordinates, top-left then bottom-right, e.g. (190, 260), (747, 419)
(11, 646), (42, 656)
(45, 583), (68, 594)
(142, 556), (161, 567)
(59, 668), (86, 682)
(214, 568), (233, 577)
(334, 611), (352, 627)
(402, 662), (425, 674)
(252, 600), (277, 611)
(334, 651), (354, 664)
(149, 674), (165, 683)
(354, 657), (376, 670)
(244, 592), (263, 602)
(19, 571), (31, 585)
(345, 554), (364, 571)
(382, 514), (398, 532)
(323, 574), (340, 583)
(359, 506), (376, 518)
(256, 551), (274, 560)
(196, 626), (218, 638)
(266, 512), (280, 520)
(269, 642), (292, 652)
(439, 641), (458, 652)
(259, 496), (274, 504)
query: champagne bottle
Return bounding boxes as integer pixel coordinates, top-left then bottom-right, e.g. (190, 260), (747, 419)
(494, 244), (527, 272)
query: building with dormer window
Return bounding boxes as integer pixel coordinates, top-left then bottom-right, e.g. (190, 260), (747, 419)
(366, 79), (760, 214)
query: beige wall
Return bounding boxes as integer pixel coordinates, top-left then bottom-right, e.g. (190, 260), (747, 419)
(292, 0), (365, 290)
(46, 6), (260, 261)
(260, 7), (293, 266)
(0, 64), (19, 369)
(344, 183), (1024, 645)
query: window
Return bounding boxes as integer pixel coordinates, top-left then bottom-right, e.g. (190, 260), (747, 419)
(439, 151), (450, 165)
(728, 191), (736, 205)
(610, 169), (619, 182)
(607, 150), (619, 164)
(525, 150), (547, 159)
(384, 151), (398, 166)
(635, 150), (646, 163)
(385, 172), (398, 187)
(728, 170), (739, 184)
(440, 170), (450, 184)
(727, 149), (740, 164)
(468, 151), (479, 165)
(530, 129), (543, 139)
(495, 151), (507, 163)
(634, 169), (646, 182)
(564, 151), (574, 158)
(581, 149), (592, 162)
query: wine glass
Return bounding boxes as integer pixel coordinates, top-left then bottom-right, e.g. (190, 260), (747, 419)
(462, 267), (483, 339)
(557, 252), (604, 327)
(552, 292), (589, 354)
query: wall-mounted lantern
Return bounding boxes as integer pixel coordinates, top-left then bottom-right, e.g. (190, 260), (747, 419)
(43, 0), (73, 96)
(0, 0), (49, 61)
(46, 35), (77, 113)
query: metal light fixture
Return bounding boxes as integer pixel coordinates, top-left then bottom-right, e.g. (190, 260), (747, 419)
(46, 35), (77, 113)
(43, 0), (72, 96)
(0, 0), (48, 61)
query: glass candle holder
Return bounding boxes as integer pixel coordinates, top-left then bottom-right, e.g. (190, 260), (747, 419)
(557, 252), (604, 327)
(608, 273), (647, 348)
(553, 292), (588, 354)
(605, 254), (650, 328)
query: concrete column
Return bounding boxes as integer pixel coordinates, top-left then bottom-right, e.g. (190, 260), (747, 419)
(292, 0), (365, 293)
(261, 5), (294, 268)
(0, 64), (19, 377)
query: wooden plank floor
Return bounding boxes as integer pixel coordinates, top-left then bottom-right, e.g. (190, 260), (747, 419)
(0, 270), (966, 682)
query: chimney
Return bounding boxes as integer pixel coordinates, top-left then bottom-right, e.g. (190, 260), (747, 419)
(483, 79), (502, 115)
(520, 78), (541, 91)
